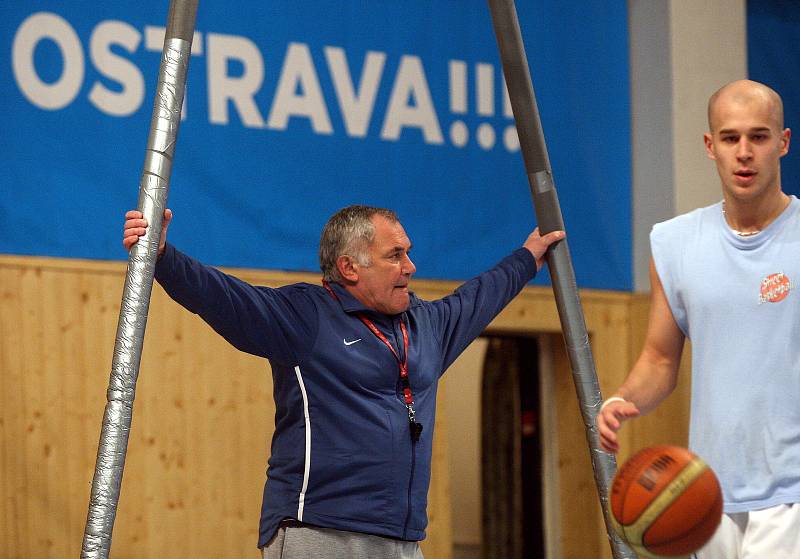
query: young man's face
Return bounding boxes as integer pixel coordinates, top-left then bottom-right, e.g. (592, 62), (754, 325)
(704, 95), (790, 202)
(350, 215), (416, 315)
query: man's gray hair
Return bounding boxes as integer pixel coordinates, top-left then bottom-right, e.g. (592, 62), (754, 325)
(319, 205), (399, 282)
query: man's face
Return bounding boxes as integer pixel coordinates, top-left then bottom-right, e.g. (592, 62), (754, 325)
(704, 96), (790, 202)
(351, 215), (416, 315)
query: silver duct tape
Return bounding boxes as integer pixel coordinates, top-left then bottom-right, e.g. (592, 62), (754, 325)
(530, 170), (554, 194)
(82, 176), (167, 559)
(148, 38), (191, 157)
(143, 150), (172, 183)
(81, 36), (193, 559)
(568, 355), (635, 557)
(83, 403), (134, 555)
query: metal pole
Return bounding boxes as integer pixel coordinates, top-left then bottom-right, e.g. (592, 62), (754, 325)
(486, 1), (637, 557)
(81, 2), (198, 557)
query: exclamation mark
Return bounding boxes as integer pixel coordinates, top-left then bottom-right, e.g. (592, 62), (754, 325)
(502, 77), (519, 152)
(476, 63), (496, 150)
(449, 60), (468, 148)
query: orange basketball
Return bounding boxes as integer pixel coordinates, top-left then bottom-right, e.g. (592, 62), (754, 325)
(610, 445), (723, 558)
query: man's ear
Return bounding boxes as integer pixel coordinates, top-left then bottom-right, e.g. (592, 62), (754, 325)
(704, 132), (716, 160)
(336, 255), (359, 283)
(780, 127), (791, 157)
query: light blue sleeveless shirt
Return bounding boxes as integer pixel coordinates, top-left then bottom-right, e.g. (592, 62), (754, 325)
(651, 195), (800, 513)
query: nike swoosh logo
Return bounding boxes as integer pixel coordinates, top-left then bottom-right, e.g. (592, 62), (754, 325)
(343, 338), (362, 346)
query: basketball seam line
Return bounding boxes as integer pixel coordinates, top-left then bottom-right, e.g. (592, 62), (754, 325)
(620, 459), (710, 551)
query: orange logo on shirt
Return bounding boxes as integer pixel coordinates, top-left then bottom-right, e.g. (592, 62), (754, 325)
(759, 273), (793, 304)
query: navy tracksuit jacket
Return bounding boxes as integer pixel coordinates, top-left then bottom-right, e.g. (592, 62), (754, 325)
(155, 244), (537, 547)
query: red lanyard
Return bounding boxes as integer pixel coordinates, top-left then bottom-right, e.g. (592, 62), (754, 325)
(324, 281), (423, 442)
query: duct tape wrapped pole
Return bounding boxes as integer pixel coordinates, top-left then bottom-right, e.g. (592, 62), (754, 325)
(486, 1), (637, 557)
(80, 2), (198, 558)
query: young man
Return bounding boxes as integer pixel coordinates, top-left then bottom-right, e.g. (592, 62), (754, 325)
(124, 205), (563, 558)
(597, 80), (800, 557)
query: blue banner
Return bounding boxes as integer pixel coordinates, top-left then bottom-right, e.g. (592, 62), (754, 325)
(1, 1), (631, 290)
(747, 2), (800, 200)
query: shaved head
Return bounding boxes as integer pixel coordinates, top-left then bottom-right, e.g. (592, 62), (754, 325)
(703, 79), (791, 204)
(708, 80), (784, 133)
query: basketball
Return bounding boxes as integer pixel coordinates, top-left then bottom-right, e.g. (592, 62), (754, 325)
(610, 445), (723, 558)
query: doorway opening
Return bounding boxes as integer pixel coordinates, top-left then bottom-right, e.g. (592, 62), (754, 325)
(481, 336), (544, 559)
(444, 335), (559, 559)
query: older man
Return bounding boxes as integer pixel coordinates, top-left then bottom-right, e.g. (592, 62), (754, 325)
(124, 205), (562, 558)
(597, 80), (800, 558)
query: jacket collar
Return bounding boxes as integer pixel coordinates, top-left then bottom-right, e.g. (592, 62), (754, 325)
(325, 281), (373, 313)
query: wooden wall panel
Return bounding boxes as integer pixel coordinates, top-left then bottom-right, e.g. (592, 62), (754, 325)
(0, 256), (450, 558)
(419, 279), (649, 559)
(0, 254), (685, 558)
(625, 293), (691, 460)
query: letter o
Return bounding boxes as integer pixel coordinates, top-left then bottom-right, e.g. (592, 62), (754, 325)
(12, 12), (85, 110)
